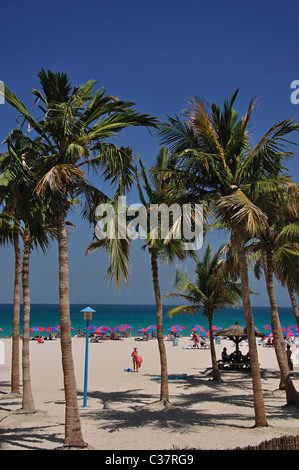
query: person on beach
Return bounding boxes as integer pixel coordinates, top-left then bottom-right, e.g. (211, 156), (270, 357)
(221, 347), (229, 362)
(131, 347), (143, 372)
(286, 344), (293, 371)
(192, 332), (199, 348)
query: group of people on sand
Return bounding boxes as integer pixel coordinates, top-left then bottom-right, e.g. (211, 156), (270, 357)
(220, 344), (294, 371)
(219, 347), (250, 364)
(191, 331), (207, 348)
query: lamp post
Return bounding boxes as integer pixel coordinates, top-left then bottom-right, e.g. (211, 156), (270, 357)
(80, 306), (96, 407)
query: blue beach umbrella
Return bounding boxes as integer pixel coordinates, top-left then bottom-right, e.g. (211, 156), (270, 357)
(112, 326), (126, 333)
(263, 325), (272, 330)
(46, 326), (59, 332)
(98, 325), (112, 332)
(137, 328), (148, 334)
(168, 325), (185, 332)
(146, 325), (157, 331)
(120, 324), (134, 330)
(287, 330), (299, 337)
(84, 325), (97, 331)
(191, 325), (205, 332)
(287, 325), (299, 331)
(29, 326), (45, 332)
(200, 331), (211, 337)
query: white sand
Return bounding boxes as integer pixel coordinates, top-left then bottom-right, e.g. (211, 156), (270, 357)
(0, 335), (299, 451)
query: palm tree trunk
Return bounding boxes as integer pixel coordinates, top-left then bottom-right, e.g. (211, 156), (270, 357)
(11, 232), (21, 395)
(264, 249), (299, 405)
(150, 247), (170, 405)
(234, 228), (268, 427)
(21, 232), (36, 412)
(287, 284), (299, 329)
(56, 212), (86, 447)
(207, 312), (221, 381)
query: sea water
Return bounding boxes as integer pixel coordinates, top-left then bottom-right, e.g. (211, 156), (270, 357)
(0, 303), (297, 338)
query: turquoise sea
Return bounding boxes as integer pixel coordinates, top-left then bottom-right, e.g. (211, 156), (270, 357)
(0, 303), (297, 338)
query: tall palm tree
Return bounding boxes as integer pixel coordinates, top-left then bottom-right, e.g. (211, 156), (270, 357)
(0, 212), (22, 396)
(251, 185), (299, 403)
(87, 148), (191, 405)
(165, 243), (243, 381)
(2, 69), (158, 446)
(0, 131), (53, 412)
(159, 89), (299, 426)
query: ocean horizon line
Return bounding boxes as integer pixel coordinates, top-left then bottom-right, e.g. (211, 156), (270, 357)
(0, 302), (293, 309)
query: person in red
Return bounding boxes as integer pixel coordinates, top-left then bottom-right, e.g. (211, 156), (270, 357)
(131, 347), (143, 372)
(192, 332), (199, 348)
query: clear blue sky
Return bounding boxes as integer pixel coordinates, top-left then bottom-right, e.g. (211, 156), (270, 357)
(0, 0), (298, 306)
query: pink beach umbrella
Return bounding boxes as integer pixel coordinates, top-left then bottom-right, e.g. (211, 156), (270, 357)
(200, 330), (211, 337)
(29, 326), (45, 332)
(95, 328), (105, 334)
(56, 326), (74, 330)
(98, 325), (112, 332)
(137, 328), (148, 334)
(112, 326), (126, 333)
(191, 325), (205, 332)
(287, 325), (299, 331)
(84, 325), (97, 331)
(168, 326), (184, 333)
(46, 326), (60, 332)
(287, 331), (299, 337)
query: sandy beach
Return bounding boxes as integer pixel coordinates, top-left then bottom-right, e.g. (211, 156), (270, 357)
(0, 335), (299, 451)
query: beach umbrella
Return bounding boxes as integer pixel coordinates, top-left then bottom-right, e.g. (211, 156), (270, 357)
(168, 325), (184, 332)
(95, 328), (105, 334)
(287, 331), (299, 337)
(112, 326), (126, 333)
(137, 328), (148, 334)
(29, 326), (45, 332)
(84, 325), (97, 331)
(191, 325), (205, 332)
(56, 325), (73, 330)
(168, 326), (183, 333)
(0, 328), (2, 331)
(45, 326), (59, 332)
(98, 325), (112, 332)
(212, 326), (222, 331)
(120, 324), (134, 330)
(146, 325), (157, 330)
(287, 325), (299, 331)
(263, 325), (272, 330)
(200, 330), (211, 337)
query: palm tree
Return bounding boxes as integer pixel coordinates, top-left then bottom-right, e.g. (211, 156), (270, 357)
(0, 131), (52, 412)
(159, 89), (299, 426)
(87, 148), (190, 405)
(0, 212), (22, 396)
(2, 69), (158, 446)
(165, 243), (243, 380)
(251, 185), (299, 403)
